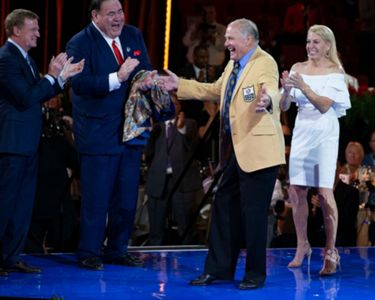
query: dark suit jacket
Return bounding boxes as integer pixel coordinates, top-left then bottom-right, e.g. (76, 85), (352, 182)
(145, 119), (202, 198)
(0, 42), (60, 155)
(66, 23), (152, 154)
(177, 64), (219, 122)
(178, 64), (197, 80)
(362, 153), (374, 166)
(178, 64), (221, 82)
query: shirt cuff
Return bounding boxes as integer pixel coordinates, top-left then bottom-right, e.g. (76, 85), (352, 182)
(45, 74), (55, 86)
(45, 74), (65, 89)
(109, 72), (121, 92)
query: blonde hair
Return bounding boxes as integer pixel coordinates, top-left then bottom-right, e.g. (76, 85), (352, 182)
(345, 141), (365, 162)
(308, 24), (342, 68)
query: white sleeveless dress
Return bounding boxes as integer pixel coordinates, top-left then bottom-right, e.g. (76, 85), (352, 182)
(288, 72), (351, 188)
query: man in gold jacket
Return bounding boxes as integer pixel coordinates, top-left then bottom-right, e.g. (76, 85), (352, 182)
(162, 18), (285, 289)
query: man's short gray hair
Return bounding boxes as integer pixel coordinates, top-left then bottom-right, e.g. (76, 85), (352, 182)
(229, 18), (259, 42)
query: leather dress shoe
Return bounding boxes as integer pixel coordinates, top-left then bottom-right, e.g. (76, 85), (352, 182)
(190, 274), (218, 286)
(104, 253), (144, 267)
(238, 279), (264, 290)
(79, 256), (104, 271)
(5, 261), (42, 273)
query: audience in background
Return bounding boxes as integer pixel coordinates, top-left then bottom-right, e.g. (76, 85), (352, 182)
(144, 100), (202, 245)
(25, 95), (79, 254)
(339, 141), (365, 188)
(362, 131), (375, 167)
(182, 4), (226, 69)
(178, 44), (220, 121)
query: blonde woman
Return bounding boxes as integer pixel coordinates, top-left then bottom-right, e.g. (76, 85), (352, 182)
(280, 25), (351, 275)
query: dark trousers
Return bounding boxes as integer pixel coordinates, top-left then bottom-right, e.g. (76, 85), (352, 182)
(0, 153), (38, 266)
(147, 175), (196, 245)
(204, 154), (278, 283)
(78, 145), (143, 259)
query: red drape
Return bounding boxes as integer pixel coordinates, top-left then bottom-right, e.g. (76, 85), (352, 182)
(0, 0), (10, 44)
(0, 0), (166, 70)
(43, 0), (49, 72)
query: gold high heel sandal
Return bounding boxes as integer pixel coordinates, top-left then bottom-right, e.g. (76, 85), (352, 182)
(319, 248), (340, 276)
(288, 243), (312, 268)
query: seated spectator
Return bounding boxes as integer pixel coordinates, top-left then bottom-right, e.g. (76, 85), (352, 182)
(339, 141), (365, 188)
(307, 164), (360, 247)
(357, 187), (375, 246)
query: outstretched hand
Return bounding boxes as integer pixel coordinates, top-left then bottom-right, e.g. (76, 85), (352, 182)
(255, 85), (272, 113)
(137, 70), (179, 93)
(155, 69), (179, 92)
(137, 70), (158, 91)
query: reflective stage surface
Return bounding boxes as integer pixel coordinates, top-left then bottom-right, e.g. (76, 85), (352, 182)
(0, 247), (374, 299)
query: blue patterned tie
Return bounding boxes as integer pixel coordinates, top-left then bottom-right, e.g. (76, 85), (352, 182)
(219, 61), (240, 168)
(25, 55), (36, 78)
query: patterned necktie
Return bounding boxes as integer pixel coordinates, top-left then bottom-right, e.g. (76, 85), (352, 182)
(197, 68), (205, 82)
(219, 61), (240, 169)
(25, 55), (36, 78)
(112, 40), (124, 65)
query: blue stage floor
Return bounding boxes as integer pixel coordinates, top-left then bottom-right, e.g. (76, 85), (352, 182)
(0, 247), (374, 299)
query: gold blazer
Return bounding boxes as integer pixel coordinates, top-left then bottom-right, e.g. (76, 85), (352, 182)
(177, 46), (285, 172)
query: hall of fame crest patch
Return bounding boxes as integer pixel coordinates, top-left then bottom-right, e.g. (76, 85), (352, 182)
(243, 86), (256, 102)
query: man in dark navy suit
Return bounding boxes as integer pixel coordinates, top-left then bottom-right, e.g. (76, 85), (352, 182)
(0, 9), (84, 276)
(66, 0), (169, 270)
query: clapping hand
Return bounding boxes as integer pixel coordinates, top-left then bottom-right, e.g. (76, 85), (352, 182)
(280, 70), (293, 92)
(48, 52), (68, 78)
(60, 57), (85, 82)
(117, 57), (140, 82)
(286, 72), (307, 91)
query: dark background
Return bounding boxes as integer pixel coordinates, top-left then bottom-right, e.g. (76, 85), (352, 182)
(0, 0), (360, 74)
(1, 0), (371, 154)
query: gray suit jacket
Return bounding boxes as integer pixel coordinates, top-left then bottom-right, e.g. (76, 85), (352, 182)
(145, 119), (202, 198)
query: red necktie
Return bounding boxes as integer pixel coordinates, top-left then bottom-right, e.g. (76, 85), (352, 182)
(112, 40), (124, 65)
